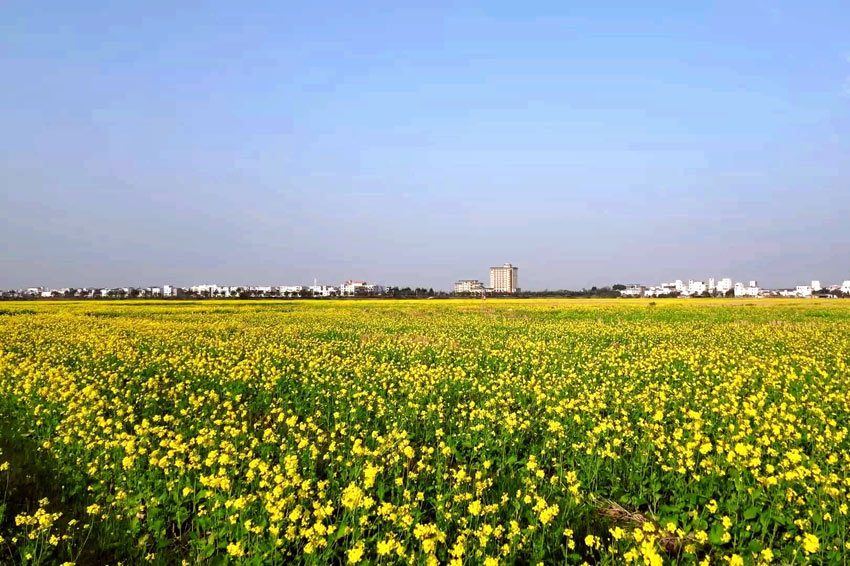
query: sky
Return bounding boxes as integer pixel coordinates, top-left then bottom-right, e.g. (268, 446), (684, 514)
(2, 1), (849, 291)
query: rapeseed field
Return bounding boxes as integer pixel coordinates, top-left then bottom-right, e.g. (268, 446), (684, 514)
(0, 299), (848, 565)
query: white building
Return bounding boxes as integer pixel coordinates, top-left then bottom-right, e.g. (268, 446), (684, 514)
(746, 282), (760, 297)
(308, 285), (338, 297)
(644, 285), (673, 297)
(687, 280), (707, 295)
(278, 286), (303, 296)
(716, 278), (733, 294)
(811, 280), (821, 292)
(620, 284), (645, 297)
(489, 264), (519, 293)
(796, 285), (813, 298)
(842, 281), (850, 295)
(340, 281), (383, 296)
(191, 284), (219, 296)
(734, 282), (747, 297)
(454, 280), (485, 294)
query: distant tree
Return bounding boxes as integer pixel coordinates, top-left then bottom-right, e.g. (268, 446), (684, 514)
(612, 284), (626, 291)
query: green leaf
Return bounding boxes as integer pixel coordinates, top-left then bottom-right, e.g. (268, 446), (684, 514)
(708, 523), (725, 545)
(744, 506), (759, 520)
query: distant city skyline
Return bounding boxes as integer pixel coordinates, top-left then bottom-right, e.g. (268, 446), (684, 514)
(2, 2), (849, 290)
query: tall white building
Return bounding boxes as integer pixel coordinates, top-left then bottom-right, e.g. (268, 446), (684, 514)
(716, 278), (733, 294)
(811, 280), (821, 291)
(489, 263), (519, 293)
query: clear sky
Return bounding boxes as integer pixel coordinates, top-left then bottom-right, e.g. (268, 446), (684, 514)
(2, 1), (849, 290)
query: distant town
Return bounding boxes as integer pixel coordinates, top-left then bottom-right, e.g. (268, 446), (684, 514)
(3, 262), (850, 299)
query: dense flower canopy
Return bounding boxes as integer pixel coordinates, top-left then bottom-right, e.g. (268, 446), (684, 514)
(0, 299), (848, 565)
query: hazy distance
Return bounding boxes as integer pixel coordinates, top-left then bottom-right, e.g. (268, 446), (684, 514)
(2, 2), (849, 290)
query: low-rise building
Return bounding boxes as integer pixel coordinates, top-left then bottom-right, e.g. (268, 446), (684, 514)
(746, 281), (760, 297)
(341, 280), (383, 296)
(688, 280), (707, 295)
(308, 285), (338, 297)
(796, 285), (813, 298)
(716, 278), (733, 294)
(734, 282), (747, 297)
(454, 280), (485, 294)
(620, 284), (645, 297)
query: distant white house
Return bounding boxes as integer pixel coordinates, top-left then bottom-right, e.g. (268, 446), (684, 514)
(746, 281), (760, 297)
(687, 280), (707, 295)
(308, 285), (338, 297)
(734, 282), (747, 297)
(716, 278), (733, 294)
(620, 284), (645, 297)
(796, 285), (813, 298)
(644, 285), (674, 297)
(340, 281), (384, 296)
(454, 280), (485, 294)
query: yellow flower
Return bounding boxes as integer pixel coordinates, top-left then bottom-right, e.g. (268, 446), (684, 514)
(226, 542), (245, 557)
(347, 541), (365, 564)
(377, 538), (394, 556)
(802, 533), (819, 554)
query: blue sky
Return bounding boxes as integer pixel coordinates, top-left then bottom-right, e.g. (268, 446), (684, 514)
(2, 1), (849, 290)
